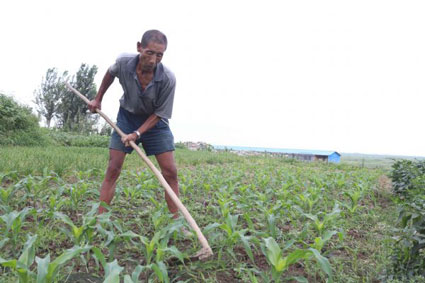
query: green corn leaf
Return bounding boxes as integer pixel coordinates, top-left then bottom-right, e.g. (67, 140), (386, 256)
(282, 239), (296, 251)
(0, 210), (19, 231)
(267, 213), (277, 237)
(91, 247), (106, 270)
(72, 226), (84, 241)
(47, 245), (90, 282)
(16, 266), (31, 283)
(131, 264), (148, 282)
(0, 186), (15, 203)
(119, 231), (142, 242)
(54, 212), (77, 230)
(327, 203), (341, 219)
(156, 247), (165, 263)
(149, 196), (160, 208)
(104, 260), (124, 283)
(11, 216), (23, 232)
(243, 213), (255, 230)
(35, 254), (50, 283)
(285, 249), (309, 267)
(151, 261), (169, 283)
(239, 234), (255, 263)
(308, 248), (333, 281)
(247, 269), (259, 283)
(322, 230), (338, 242)
(18, 234), (37, 268)
(313, 237), (324, 251)
(58, 226), (73, 240)
(124, 275), (135, 283)
(0, 257), (17, 268)
(226, 214), (239, 232)
(164, 246), (185, 264)
(220, 223), (232, 237)
(274, 257), (287, 272)
(316, 221), (325, 233)
(86, 202), (100, 217)
(263, 237), (282, 267)
(0, 238), (9, 249)
(162, 220), (183, 236)
(146, 237), (158, 264)
(303, 213), (318, 222)
(95, 224), (116, 246)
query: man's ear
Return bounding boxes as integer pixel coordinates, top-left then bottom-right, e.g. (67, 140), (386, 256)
(137, 42), (142, 52)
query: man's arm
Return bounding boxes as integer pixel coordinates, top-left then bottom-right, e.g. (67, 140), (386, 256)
(121, 114), (161, 147)
(88, 70), (115, 113)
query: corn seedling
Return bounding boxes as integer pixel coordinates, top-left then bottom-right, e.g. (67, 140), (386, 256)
(35, 245), (91, 283)
(0, 207), (33, 250)
(0, 234), (37, 283)
(297, 203), (341, 236)
(0, 185), (17, 209)
(53, 206), (98, 246)
(343, 189), (363, 214)
(261, 237), (310, 281)
(261, 237), (333, 282)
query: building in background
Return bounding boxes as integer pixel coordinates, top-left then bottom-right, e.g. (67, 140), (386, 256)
(282, 150), (341, 163)
(214, 145), (341, 163)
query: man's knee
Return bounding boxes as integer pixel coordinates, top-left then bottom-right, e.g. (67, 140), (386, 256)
(162, 165), (177, 181)
(156, 151), (178, 181)
(106, 163), (122, 181)
(105, 150), (125, 181)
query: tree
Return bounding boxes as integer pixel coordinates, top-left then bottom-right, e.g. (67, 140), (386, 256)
(34, 68), (68, 128)
(57, 64), (98, 133)
(0, 93), (47, 146)
(99, 121), (113, 136)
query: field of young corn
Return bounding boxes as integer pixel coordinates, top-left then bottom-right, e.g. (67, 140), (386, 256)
(0, 146), (397, 282)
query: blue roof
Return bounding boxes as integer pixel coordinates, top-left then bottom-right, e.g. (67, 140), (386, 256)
(214, 145), (340, 156)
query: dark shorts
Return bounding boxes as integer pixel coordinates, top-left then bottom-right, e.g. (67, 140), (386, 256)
(109, 107), (175, 156)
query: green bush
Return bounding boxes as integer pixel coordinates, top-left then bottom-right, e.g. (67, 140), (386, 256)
(391, 198), (425, 278)
(47, 130), (109, 147)
(174, 142), (187, 149)
(391, 160), (425, 196)
(0, 94), (49, 146)
(390, 159), (425, 278)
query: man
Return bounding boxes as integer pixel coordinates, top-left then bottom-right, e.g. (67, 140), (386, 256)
(88, 30), (180, 220)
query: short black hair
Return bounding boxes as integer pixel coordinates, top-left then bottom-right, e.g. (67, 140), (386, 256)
(141, 30), (168, 49)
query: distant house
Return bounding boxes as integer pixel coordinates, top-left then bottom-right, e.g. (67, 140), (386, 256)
(183, 141), (213, 151)
(282, 149), (341, 163)
(214, 145), (341, 163)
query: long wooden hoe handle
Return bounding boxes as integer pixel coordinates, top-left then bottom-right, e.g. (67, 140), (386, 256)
(65, 82), (213, 259)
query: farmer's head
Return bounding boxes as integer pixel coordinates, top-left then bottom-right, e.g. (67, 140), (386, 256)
(137, 30), (167, 71)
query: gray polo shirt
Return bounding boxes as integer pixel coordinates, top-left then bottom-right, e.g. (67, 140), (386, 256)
(108, 53), (176, 119)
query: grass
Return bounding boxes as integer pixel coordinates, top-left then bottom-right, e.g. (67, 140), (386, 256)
(0, 146), (244, 177)
(0, 146), (399, 282)
(341, 153), (425, 169)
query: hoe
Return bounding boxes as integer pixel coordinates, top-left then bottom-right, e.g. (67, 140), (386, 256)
(65, 82), (213, 260)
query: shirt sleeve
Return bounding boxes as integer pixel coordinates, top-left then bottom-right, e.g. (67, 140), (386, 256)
(108, 61), (119, 77)
(109, 54), (126, 77)
(154, 72), (176, 119)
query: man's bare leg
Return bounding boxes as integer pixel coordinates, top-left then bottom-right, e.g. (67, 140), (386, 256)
(98, 149), (126, 214)
(155, 151), (179, 218)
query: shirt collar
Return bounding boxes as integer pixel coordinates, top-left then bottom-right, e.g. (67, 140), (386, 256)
(128, 54), (164, 82)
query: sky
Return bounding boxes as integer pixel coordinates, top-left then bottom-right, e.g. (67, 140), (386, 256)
(1, 0), (424, 157)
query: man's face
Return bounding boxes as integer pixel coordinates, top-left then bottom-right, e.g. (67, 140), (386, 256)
(137, 41), (166, 72)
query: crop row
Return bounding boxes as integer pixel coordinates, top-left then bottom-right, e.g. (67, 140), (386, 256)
(0, 153), (394, 282)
